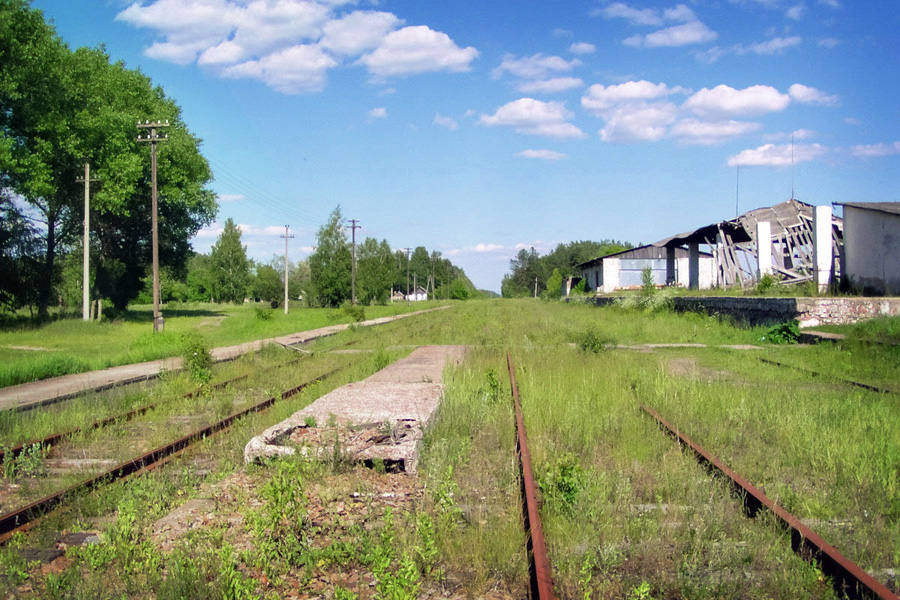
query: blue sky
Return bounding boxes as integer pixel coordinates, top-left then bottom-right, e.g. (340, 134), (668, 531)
(32, 0), (900, 292)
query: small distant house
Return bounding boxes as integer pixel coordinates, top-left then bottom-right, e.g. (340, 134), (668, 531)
(578, 245), (714, 294)
(390, 290), (405, 302)
(408, 286), (429, 302)
(838, 202), (900, 295)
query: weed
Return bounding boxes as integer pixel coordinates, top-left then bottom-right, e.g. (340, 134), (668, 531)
(2, 443), (46, 479)
(765, 320), (800, 344)
(218, 543), (260, 600)
(755, 273), (780, 294)
(578, 553), (594, 600)
(253, 305), (273, 321)
(369, 508), (422, 600)
(249, 456), (308, 579)
(334, 587), (360, 600)
(540, 452), (586, 513)
(415, 512), (440, 578)
(577, 327), (616, 354)
(627, 581), (656, 600)
(372, 347), (391, 372)
(0, 532), (36, 588)
(341, 302), (366, 322)
(181, 332), (213, 383)
(304, 415), (317, 428)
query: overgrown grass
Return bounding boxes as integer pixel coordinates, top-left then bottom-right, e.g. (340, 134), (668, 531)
(0, 301), (443, 388)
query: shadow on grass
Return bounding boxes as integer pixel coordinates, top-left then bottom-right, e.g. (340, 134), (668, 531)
(0, 307), (228, 330)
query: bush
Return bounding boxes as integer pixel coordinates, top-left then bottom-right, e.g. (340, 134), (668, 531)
(577, 327), (617, 353)
(253, 305), (273, 321)
(341, 302), (366, 322)
(765, 320), (800, 344)
(180, 333), (213, 383)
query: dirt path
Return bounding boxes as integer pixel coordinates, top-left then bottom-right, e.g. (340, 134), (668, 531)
(0, 307), (449, 412)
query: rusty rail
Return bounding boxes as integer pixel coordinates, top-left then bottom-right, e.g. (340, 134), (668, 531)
(641, 403), (898, 600)
(0, 366), (342, 544)
(759, 357), (896, 395)
(507, 352), (556, 600)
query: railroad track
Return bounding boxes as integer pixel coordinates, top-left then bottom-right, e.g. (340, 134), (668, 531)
(641, 403), (898, 600)
(0, 364), (346, 544)
(759, 357), (897, 395)
(504, 349), (896, 600)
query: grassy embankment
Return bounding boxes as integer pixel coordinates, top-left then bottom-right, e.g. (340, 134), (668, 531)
(0, 301), (444, 388)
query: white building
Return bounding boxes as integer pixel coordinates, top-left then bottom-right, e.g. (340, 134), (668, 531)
(578, 245), (714, 294)
(838, 202), (900, 295)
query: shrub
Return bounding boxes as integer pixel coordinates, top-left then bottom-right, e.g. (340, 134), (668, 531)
(765, 320), (800, 344)
(341, 302), (366, 322)
(577, 327), (617, 353)
(180, 333), (213, 383)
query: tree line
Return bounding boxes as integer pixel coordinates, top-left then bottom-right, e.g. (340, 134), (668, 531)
(169, 208), (479, 309)
(0, 0), (216, 316)
(501, 239), (633, 298)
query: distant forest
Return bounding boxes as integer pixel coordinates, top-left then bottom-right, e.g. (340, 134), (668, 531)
(501, 240), (633, 298)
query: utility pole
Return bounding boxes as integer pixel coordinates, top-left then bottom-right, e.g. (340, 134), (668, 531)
(402, 248), (411, 302)
(76, 158), (99, 322)
(137, 119), (169, 332)
(534, 276), (538, 298)
(281, 225), (294, 314)
(347, 219), (361, 305)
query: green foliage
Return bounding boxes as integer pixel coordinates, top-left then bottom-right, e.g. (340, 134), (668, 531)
(210, 218), (251, 303)
(2, 443), (46, 479)
(640, 266), (655, 297)
(539, 452), (586, 512)
(253, 305), (273, 321)
(449, 278), (470, 300)
(309, 206), (352, 308)
(765, 320), (800, 344)
(755, 273), (780, 294)
(543, 268), (564, 300)
(368, 508), (422, 600)
(180, 332), (213, 383)
(0, 532), (37, 588)
(577, 327), (617, 353)
(249, 456), (308, 579)
(627, 581), (656, 600)
(341, 301), (366, 322)
(253, 264), (283, 308)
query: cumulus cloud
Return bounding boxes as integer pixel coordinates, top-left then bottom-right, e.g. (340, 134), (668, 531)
(684, 84), (791, 118)
(517, 77), (584, 94)
(581, 80), (685, 114)
(850, 142), (900, 158)
(600, 3), (716, 48)
(117, 0), (477, 92)
(223, 44), (338, 93)
(358, 26), (478, 78)
(726, 143), (828, 167)
(569, 42), (596, 54)
(788, 83), (840, 106)
(763, 128), (817, 142)
(518, 149), (567, 160)
(368, 107), (387, 119)
(493, 53), (581, 80)
(671, 119), (761, 145)
(479, 98), (586, 140)
(433, 114), (459, 130)
(446, 243), (505, 256)
(600, 103), (678, 142)
(749, 36), (802, 54)
(625, 20), (717, 48)
(217, 193), (245, 203)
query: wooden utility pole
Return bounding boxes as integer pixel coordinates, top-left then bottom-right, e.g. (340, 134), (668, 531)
(75, 159), (98, 322)
(534, 276), (538, 298)
(281, 225), (294, 314)
(347, 219), (360, 305)
(137, 120), (169, 332)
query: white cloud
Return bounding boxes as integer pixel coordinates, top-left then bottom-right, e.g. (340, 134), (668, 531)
(626, 20), (717, 48)
(581, 80), (684, 114)
(818, 37), (841, 48)
(819, 0), (840, 7)
(850, 142), (900, 158)
(223, 44), (337, 93)
(118, 1), (476, 92)
(684, 84), (791, 118)
(433, 114), (459, 130)
(748, 36), (801, 54)
(599, 102), (678, 142)
(319, 11), (401, 56)
(569, 42), (596, 54)
(517, 77), (584, 94)
(763, 128), (817, 142)
(518, 149), (567, 160)
(368, 107), (387, 119)
(845, 117), (862, 126)
(788, 83), (840, 106)
(358, 25), (478, 78)
(670, 118), (761, 145)
(493, 53), (581, 80)
(479, 98), (586, 140)
(726, 143), (828, 167)
(786, 5), (805, 20)
(597, 2), (664, 26)
(447, 243), (505, 256)
(217, 194), (245, 203)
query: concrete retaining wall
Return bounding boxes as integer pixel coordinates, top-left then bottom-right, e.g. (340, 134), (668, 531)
(583, 295), (900, 327)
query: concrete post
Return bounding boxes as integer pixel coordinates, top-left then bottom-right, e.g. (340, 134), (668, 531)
(689, 242), (700, 290)
(666, 246), (676, 285)
(813, 205), (833, 292)
(756, 221), (772, 277)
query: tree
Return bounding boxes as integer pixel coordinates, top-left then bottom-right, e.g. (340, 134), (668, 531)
(357, 237), (394, 305)
(309, 207), (351, 307)
(0, 2), (216, 312)
(209, 218), (250, 303)
(542, 268), (563, 300)
(253, 263), (283, 307)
